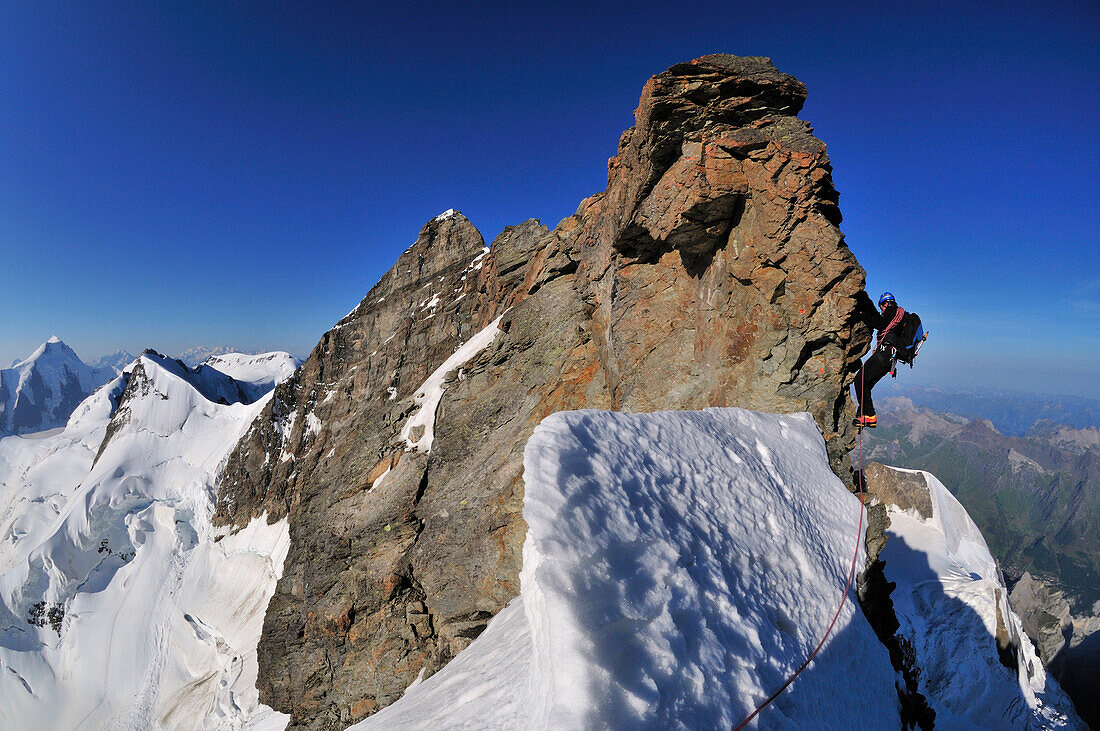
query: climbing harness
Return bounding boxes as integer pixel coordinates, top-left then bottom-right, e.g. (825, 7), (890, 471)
(732, 372), (868, 729)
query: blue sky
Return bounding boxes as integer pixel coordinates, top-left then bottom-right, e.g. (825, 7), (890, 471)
(1, 1), (1097, 397)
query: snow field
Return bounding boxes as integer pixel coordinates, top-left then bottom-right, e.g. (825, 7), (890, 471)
(0, 377), (126, 573)
(881, 467), (1079, 729)
(0, 353), (294, 729)
(361, 407), (898, 729)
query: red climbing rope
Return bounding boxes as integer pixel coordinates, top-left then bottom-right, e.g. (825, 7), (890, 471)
(733, 370), (868, 729)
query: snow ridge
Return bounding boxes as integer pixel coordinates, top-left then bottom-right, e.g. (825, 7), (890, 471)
(361, 408), (897, 728)
(360, 408), (1082, 729)
(882, 467), (1079, 728)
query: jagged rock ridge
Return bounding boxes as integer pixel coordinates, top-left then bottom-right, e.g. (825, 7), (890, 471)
(215, 55), (869, 729)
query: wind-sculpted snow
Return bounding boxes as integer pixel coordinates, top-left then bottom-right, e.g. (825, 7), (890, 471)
(357, 408), (899, 728)
(881, 468), (1081, 728)
(0, 353), (294, 729)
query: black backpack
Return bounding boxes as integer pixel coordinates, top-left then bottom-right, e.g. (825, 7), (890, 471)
(893, 311), (926, 365)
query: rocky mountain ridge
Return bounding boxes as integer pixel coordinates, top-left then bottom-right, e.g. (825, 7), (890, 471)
(894, 386), (1100, 436)
(215, 54), (871, 728)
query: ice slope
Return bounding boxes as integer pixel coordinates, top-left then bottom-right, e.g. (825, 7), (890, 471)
(358, 408), (900, 729)
(881, 468), (1080, 729)
(0, 337), (116, 434)
(0, 352), (293, 730)
(202, 352), (302, 402)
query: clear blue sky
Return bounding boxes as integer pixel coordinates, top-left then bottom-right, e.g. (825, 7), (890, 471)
(1, 1), (1097, 397)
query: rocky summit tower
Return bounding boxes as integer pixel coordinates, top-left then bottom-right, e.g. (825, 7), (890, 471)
(215, 54), (869, 729)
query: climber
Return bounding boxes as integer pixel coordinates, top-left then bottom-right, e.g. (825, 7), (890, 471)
(851, 290), (906, 429)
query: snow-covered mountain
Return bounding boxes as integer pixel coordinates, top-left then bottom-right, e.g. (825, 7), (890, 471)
(201, 351), (302, 402)
(90, 349), (137, 374)
(177, 345), (262, 367)
(0, 351), (297, 729)
(356, 409), (1079, 729)
(0, 337), (116, 435)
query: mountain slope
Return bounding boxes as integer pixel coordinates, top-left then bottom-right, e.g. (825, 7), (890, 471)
(0, 337), (115, 435)
(216, 54), (871, 728)
(356, 410), (1078, 729)
(862, 396), (1100, 727)
(869, 464), (1077, 727)
(0, 352), (297, 729)
(863, 397), (1099, 609)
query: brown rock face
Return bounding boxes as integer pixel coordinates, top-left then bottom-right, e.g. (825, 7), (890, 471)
(215, 55), (869, 729)
(863, 462), (934, 520)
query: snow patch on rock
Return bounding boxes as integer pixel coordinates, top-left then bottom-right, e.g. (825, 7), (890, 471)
(400, 317), (503, 453)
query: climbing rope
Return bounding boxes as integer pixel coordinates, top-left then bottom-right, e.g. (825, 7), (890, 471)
(733, 369), (868, 729)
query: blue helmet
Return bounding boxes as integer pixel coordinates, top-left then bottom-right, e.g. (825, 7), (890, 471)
(878, 291), (896, 307)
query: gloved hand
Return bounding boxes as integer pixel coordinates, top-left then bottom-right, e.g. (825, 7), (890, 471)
(853, 290), (873, 306)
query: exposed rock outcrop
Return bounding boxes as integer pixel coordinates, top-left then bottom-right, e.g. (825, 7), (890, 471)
(1010, 572), (1100, 727)
(215, 55), (869, 728)
(856, 464), (935, 728)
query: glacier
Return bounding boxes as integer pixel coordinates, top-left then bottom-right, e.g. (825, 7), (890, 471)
(0, 352), (296, 729)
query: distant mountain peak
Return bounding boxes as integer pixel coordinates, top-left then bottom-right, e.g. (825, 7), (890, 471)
(16, 336), (80, 368)
(176, 345), (261, 367)
(90, 350), (136, 373)
(0, 338), (114, 434)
